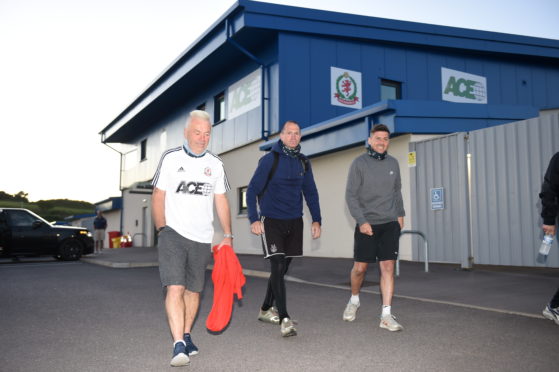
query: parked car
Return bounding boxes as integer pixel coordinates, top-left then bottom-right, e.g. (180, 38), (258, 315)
(0, 208), (94, 260)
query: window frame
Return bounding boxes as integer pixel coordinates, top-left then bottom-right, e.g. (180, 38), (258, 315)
(238, 186), (248, 216)
(213, 91), (226, 125)
(380, 79), (402, 100)
(140, 139), (147, 162)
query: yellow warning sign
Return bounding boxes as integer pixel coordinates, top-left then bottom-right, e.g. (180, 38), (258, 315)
(408, 151), (416, 167)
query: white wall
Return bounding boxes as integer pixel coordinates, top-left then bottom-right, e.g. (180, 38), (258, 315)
(103, 210), (121, 248)
(122, 189), (153, 247)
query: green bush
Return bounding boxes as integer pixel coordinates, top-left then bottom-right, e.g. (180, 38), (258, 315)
(0, 191), (94, 221)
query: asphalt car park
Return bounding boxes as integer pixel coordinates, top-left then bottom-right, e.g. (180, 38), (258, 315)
(1, 256), (558, 371)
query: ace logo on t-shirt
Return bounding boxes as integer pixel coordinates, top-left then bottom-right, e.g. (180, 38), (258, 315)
(176, 181), (213, 196)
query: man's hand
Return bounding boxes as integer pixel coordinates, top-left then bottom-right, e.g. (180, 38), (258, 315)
(214, 237), (233, 252)
(251, 221), (264, 235)
(359, 222), (373, 236)
(543, 224), (556, 236)
(311, 222), (321, 239)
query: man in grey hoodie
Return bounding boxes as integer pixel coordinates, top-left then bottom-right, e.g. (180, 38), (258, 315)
(343, 124), (405, 332)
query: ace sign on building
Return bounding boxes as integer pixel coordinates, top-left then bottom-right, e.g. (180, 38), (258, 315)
(331, 67), (362, 109)
(441, 67), (487, 104)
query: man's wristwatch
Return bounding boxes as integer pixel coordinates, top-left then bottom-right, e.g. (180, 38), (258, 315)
(223, 233), (234, 239)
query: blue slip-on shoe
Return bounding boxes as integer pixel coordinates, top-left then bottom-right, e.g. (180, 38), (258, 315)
(183, 333), (199, 356)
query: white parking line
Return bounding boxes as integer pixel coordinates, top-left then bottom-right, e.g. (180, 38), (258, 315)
(243, 269), (544, 320)
(0, 261), (82, 268)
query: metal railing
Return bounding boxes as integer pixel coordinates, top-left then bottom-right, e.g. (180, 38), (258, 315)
(396, 230), (429, 276)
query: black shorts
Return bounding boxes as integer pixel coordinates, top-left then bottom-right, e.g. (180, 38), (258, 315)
(260, 217), (303, 258)
(354, 221), (400, 263)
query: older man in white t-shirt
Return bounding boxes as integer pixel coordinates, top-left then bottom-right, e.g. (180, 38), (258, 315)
(152, 110), (233, 367)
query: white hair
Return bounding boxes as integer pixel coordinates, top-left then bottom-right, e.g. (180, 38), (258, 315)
(185, 110), (211, 128)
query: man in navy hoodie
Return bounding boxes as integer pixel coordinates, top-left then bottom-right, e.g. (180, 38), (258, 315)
(246, 120), (322, 337)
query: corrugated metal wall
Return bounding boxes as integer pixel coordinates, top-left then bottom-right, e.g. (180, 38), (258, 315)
(411, 113), (559, 268)
(409, 133), (470, 266)
(469, 113), (559, 267)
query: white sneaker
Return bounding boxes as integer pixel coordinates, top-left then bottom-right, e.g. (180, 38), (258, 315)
(379, 314), (403, 331)
(258, 306), (280, 324)
(543, 305), (559, 325)
(280, 317), (297, 337)
(343, 302), (360, 322)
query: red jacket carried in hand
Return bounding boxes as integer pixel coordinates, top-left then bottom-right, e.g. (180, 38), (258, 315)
(206, 244), (246, 332)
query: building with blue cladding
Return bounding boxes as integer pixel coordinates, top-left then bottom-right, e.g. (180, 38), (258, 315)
(100, 0), (559, 263)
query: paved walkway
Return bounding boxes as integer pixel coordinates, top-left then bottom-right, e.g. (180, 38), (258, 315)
(81, 246), (559, 318)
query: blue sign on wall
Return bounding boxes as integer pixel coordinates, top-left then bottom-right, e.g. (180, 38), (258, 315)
(431, 187), (444, 210)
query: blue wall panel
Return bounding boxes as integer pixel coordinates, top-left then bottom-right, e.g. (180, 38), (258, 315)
(279, 33), (311, 128)
(384, 46), (406, 82)
(532, 68), (547, 108)
(278, 32), (559, 134)
(483, 62), (502, 105)
(426, 53), (446, 101)
(361, 45), (384, 103)
(405, 50), (428, 99)
(309, 37), (337, 125)
(516, 65), (533, 106)
(547, 69), (559, 109)
(499, 63), (517, 105)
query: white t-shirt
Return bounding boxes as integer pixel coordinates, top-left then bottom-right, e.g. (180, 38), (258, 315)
(152, 146), (230, 243)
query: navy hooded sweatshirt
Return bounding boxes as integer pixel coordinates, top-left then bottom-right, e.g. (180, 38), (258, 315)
(246, 140), (321, 225)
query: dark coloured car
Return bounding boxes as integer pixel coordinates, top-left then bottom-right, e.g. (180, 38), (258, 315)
(0, 208), (94, 261)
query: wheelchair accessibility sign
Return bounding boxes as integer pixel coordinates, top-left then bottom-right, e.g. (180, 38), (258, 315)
(431, 187), (444, 210)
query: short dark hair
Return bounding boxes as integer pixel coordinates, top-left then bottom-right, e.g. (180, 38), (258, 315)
(281, 120), (300, 132)
(370, 124), (390, 135)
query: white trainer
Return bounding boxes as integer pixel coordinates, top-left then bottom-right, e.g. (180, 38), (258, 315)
(343, 302), (360, 322)
(280, 317), (297, 337)
(379, 314), (403, 331)
(543, 305), (559, 325)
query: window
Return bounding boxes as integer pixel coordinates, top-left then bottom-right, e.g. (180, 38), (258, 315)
(238, 186), (248, 215)
(140, 139), (147, 161)
(7, 210), (36, 227)
(380, 79), (402, 100)
(196, 103), (206, 112)
(214, 92), (225, 124)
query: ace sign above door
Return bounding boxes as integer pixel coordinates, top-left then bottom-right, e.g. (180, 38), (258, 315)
(331, 67), (362, 109)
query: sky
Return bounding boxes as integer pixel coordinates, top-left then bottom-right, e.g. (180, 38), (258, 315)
(1, 0), (558, 203)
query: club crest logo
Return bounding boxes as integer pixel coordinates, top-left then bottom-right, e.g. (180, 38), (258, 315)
(204, 167), (212, 177)
(270, 244), (277, 253)
(334, 72), (359, 106)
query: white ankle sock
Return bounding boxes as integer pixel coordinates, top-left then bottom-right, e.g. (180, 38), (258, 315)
(174, 340), (186, 347)
(382, 305), (391, 317)
(350, 294), (360, 305)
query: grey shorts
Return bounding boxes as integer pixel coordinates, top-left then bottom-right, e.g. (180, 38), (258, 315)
(157, 226), (211, 292)
(93, 229), (105, 241)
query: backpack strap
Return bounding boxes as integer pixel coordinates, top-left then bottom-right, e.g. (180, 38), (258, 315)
(298, 154), (309, 174)
(257, 152), (308, 202)
(257, 151), (279, 201)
